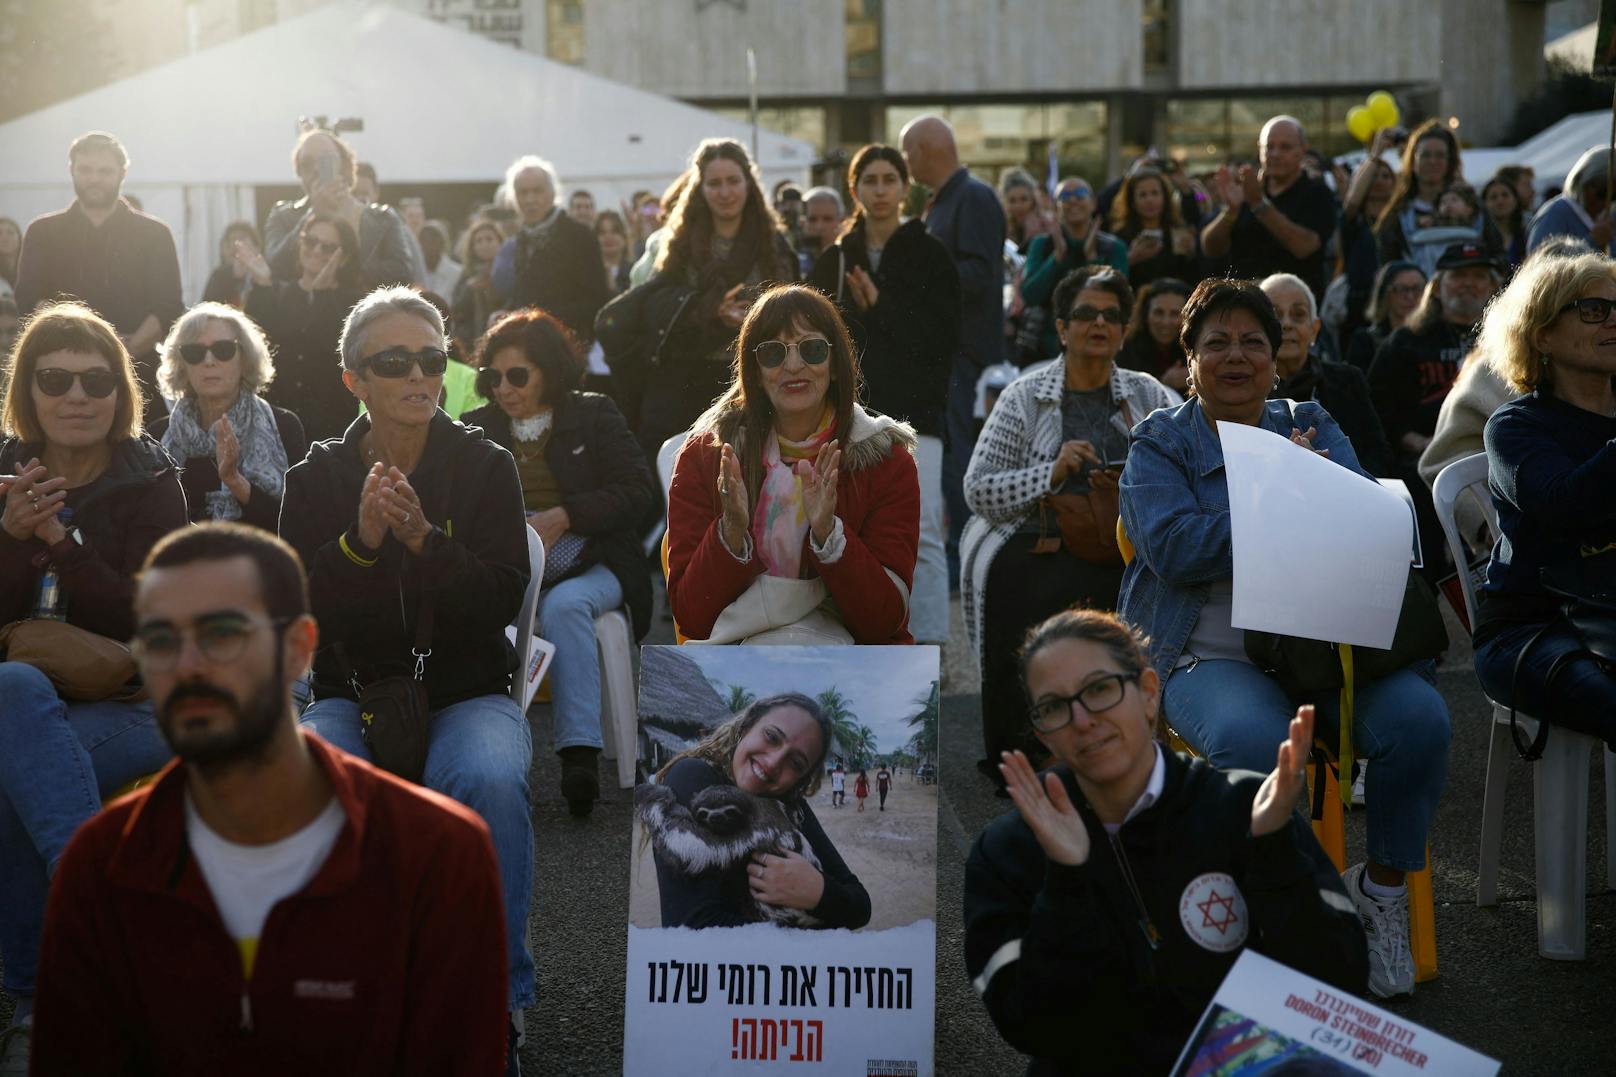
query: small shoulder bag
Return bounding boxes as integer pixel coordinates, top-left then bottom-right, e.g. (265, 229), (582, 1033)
(341, 582), (434, 784)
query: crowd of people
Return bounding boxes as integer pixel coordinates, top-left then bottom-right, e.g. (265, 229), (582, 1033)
(0, 106), (1612, 1074)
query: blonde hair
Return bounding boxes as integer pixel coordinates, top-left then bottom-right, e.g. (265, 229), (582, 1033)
(158, 302), (276, 399)
(1478, 250), (1616, 393)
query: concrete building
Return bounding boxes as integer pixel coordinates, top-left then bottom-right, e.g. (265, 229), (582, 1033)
(0, 0), (1575, 182)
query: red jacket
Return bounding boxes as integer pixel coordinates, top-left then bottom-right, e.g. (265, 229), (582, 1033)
(32, 732), (507, 1077)
(667, 406), (920, 644)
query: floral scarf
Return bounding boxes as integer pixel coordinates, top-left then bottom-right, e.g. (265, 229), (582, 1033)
(752, 405), (836, 578)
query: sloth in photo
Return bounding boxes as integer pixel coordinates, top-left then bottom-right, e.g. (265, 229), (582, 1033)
(640, 692), (871, 931)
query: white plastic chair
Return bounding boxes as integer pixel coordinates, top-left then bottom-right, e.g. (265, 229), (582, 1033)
(1432, 452), (1616, 959)
(642, 431), (690, 556)
(595, 608), (640, 788)
(509, 527), (546, 710)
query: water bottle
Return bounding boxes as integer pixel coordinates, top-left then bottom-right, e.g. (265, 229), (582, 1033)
(32, 507), (71, 621)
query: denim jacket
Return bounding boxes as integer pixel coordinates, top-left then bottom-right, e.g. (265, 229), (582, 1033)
(1118, 397), (1369, 685)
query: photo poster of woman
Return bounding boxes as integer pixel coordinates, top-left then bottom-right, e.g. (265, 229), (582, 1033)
(625, 645), (940, 1076)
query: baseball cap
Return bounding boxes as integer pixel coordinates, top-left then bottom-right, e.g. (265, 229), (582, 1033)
(1436, 242), (1503, 272)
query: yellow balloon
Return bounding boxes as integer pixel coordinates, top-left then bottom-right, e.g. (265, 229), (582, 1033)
(1347, 106), (1376, 143)
(1367, 91), (1400, 129)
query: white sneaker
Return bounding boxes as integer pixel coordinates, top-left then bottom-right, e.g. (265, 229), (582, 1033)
(1343, 863), (1414, 998)
(1351, 763), (1367, 807)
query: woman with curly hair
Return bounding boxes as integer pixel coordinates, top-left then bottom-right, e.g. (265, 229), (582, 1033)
(1109, 167), (1199, 289)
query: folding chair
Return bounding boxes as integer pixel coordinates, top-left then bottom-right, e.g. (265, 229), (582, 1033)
(595, 608), (640, 788)
(509, 528), (546, 710)
(1433, 452), (1616, 960)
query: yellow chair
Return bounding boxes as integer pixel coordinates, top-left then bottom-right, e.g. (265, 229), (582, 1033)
(659, 531), (689, 645)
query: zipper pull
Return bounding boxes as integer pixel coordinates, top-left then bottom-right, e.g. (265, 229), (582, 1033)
(239, 991), (254, 1035)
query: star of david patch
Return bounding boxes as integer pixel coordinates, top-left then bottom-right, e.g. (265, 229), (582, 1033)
(1178, 871), (1249, 952)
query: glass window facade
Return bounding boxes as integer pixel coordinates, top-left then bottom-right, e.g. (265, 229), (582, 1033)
(884, 102), (1108, 188)
(1141, 0), (1172, 75)
(846, 0), (882, 83)
(545, 0), (586, 65)
(712, 106), (830, 154)
(1166, 94), (1365, 170)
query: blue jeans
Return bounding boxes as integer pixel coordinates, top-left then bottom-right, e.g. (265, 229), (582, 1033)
(910, 435), (949, 644)
(1475, 622), (1616, 748)
(1163, 659), (1450, 872)
(0, 662), (173, 1000)
(943, 358), (982, 572)
(300, 693), (535, 1010)
(537, 563), (623, 751)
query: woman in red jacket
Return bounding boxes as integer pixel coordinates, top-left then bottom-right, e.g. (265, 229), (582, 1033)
(666, 284), (920, 644)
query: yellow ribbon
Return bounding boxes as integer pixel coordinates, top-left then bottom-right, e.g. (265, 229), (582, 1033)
(1337, 644), (1354, 808)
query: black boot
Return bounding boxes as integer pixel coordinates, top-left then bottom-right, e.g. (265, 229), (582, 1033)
(559, 747), (600, 818)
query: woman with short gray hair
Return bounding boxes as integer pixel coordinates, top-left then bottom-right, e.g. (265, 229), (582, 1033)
(150, 302), (306, 528)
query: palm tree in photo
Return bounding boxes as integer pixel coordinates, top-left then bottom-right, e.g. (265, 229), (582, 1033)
(906, 679), (940, 767)
(817, 686), (861, 767)
(721, 682), (756, 715)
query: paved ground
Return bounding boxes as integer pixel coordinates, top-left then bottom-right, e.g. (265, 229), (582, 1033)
(5, 588), (1613, 1074)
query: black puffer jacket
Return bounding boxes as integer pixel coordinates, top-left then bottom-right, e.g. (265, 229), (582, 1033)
(808, 218), (961, 437)
(278, 410), (529, 710)
(461, 393), (655, 641)
(0, 434), (186, 642)
(964, 749), (1368, 1076)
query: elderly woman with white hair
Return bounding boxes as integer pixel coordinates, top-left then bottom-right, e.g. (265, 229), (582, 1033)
(1527, 145), (1615, 256)
(150, 302), (306, 528)
(276, 286), (533, 1062)
(1473, 248), (1616, 752)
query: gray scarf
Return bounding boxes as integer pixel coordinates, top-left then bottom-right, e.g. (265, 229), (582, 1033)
(162, 393), (288, 520)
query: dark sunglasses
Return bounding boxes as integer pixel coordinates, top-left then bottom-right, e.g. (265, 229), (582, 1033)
(358, 347), (449, 378)
(178, 340), (239, 365)
(753, 338), (831, 369)
(476, 365), (532, 396)
(1065, 305), (1125, 325)
(300, 233), (341, 255)
(1057, 188), (1093, 203)
(35, 367), (119, 398)
(1561, 297), (1616, 324)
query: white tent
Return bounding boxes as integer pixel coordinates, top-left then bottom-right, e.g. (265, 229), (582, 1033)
(1461, 110), (1612, 197)
(0, 0), (814, 298)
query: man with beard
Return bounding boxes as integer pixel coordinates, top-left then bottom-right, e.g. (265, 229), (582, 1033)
(29, 523), (510, 1077)
(1369, 242), (1503, 570)
(13, 131), (182, 425)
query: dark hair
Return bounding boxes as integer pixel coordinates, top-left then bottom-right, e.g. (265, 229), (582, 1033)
(292, 128), (358, 190)
(1374, 119), (1461, 236)
(2, 301), (143, 445)
(1364, 260), (1425, 326)
(1179, 277), (1282, 358)
(1438, 180), (1480, 217)
(69, 130), (128, 169)
(1480, 173), (1526, 239)
(218, 220), (260, 263)
(477, 308), (582, 404)
(1053, 266), (1134, 327)
(142, 521), (310, 624)
(693, 285), (860, 510)
(355, 161), (377, 186)
(570, 189), (595, 205)
(1109, 167), (1184, 237)
(1017, 608), (1149, 710)
(659, 139), (789, 279)
(1123, 277), (1192, 348)
(840, 143), (909, 243)
(595, 208), (628, 239)
(299, 213), (362, 289)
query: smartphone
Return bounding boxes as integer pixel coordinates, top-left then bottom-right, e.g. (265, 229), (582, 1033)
(317, 155), (339, 186)
(1141, 229), (1163, 243)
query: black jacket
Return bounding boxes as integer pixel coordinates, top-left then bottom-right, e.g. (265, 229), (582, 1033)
(247, 282), (364, 444)
(278, 410), (529, 709)
(0, 435), (186, 642)
(1368, 320), (1474, 451)
(1273, 357), (1394, 478)
(807, 219), (961, 436)
(513, 212), (610, 343)
(148, 404), (308, 531)
(964, 750), (1367, 1076)
(461, 393), (655, 641)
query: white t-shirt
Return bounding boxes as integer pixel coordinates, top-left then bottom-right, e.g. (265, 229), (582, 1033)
(831, 771), (846, 792)
(185, 795), (346, 978)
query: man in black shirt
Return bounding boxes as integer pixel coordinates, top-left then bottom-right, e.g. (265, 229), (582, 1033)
(14, 131), (182, 424)
(1201, 116), (1339, 300)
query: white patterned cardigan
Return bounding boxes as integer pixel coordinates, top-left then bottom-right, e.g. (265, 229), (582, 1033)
(959, 357), (1181, 677)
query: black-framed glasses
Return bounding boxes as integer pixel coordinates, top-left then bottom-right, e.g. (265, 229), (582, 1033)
(476, 365), (532, 397)
(1561, 297), (1616, 324)
(178, 340), (239, 365)
(131, 613), (294, 672)
(358, 346), (449, 378)
(300, 233), (340, 255)
(1026, 672), (1139, 733)
(753, 338), (831, 369)
(1066, 305), (1125, 325)
(35, 368), (119, 399)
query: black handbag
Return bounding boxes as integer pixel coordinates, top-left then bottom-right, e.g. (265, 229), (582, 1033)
(341, 582), (435, 784)
(1243, 569), (1449, 702)
(1507, 558), (1616, 761)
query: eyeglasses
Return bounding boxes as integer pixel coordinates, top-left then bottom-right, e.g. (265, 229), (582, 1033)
(1561, 297), (1616, 324)
(358, 346), (449, 378)
(300, 233), (341, 255)
(1057, 188), (1093, 203)
(1387, 284), (1424, 298)
(1065, 305), (1125, 325)
(177, 340), (239, 365)
(131, 613), (292, 673)
(476, 365), (532, 396)
(753, 338), (831, 369)
(35, 368), (119, 398)
(1026, 673), (1139, 733)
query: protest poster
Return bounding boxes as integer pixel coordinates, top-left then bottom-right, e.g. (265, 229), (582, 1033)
(1219, 420), (1413, 649)
(625, 645), (940, 1076)
(1171, 950), (1499, 1076)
